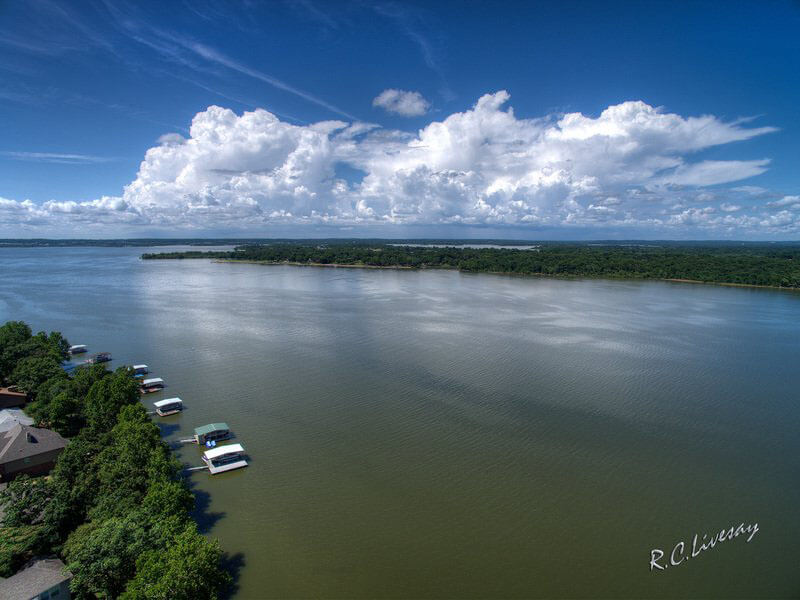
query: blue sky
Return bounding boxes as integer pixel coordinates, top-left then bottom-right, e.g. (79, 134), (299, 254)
(1, 0), (798, 239)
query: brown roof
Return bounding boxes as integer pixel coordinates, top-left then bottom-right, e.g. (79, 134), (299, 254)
(0, 424), (67, 465)
(0, 387), (26, 398)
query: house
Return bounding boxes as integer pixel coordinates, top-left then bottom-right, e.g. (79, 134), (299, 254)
(0, 424), (67, 482)
(0, 408), (34, 433)
(0, 557), (72, 600)
(0, 386), (27, 409)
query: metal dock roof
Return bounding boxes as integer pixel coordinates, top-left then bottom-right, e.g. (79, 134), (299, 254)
(203, 443), (244, 460)
(194, 422), (230, 436)
(153, 397), (182, 408)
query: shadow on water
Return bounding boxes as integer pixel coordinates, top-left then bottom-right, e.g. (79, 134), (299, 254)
(187, 479), (226, 534)
(183, 473), (245, 600)
(157, 422), (181, 438)
(219, 552), (246, 600)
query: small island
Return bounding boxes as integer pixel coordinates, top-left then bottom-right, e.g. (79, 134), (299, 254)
(142, 241), (800, 290)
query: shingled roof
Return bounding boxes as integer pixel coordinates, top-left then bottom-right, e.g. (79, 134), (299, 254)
(0, 424), (67, 464)
(0, 408), (34, 433)
(0, 558), (72, 599)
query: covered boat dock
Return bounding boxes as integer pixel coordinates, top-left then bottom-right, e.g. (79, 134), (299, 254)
(202, 443), (247, 474)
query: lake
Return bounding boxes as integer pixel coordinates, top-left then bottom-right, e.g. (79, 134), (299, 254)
(1, 246), (798, 598)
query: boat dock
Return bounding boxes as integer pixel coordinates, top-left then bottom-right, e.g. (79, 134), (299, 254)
(202, 443), (248, 474)
(153, 397), (183, 416)
(63, 338), (249, 477)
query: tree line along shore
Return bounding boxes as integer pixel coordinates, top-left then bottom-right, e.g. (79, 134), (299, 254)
(142, 243), (800, 289)
(0, 321), (231, 599)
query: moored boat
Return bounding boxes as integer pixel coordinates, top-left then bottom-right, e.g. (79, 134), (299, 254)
(132, 364), (149, 377)
(69, 344), (88, 354)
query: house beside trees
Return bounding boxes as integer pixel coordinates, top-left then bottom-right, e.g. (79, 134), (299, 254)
(0, 320), (232, 598)
(0, 423), (67, 481)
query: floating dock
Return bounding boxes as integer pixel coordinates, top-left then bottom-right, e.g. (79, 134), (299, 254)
(202, 443), (248, 474)
(141, 377), (164, 393)
(153, 397), (183, 416)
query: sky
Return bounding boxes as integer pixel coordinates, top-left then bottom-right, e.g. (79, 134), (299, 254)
(1, 0), (799, 239)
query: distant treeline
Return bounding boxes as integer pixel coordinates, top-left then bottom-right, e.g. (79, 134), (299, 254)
(0, 321), (231, 598)
(142, 243), (800, 289)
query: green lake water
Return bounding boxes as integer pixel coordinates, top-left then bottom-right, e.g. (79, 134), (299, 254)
(1, 246), (798, 598)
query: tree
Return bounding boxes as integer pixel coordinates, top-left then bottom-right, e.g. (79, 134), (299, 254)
(1, 322), (235, 597)
(90, 405), (181, 521)
(84, 368), (140, 433)
(64, 515), (149, 599)
(121, 523), (232, 600)
(0, 523), (44, 578)
(9, 355), (66, 395)
(0, 321), (32, 379)
(0, 475), (52, 527)
(40, 388), (84, 436)
(0, 324), (70, 384)
(27, 364), (110, 436)
(39, 434), (105, 545)
(140, 479), (195, 522)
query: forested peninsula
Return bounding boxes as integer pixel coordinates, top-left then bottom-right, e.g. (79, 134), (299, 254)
(142, 243), (800, 289)
(0, 321), (232, 599)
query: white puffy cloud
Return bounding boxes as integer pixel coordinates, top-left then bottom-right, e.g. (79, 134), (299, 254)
(157, 133), (186, 146)
(659, 159), (770, 187)
(2, 91), (797, 237)
(372, 89), (430, 116)
(766, 195), (800, 209)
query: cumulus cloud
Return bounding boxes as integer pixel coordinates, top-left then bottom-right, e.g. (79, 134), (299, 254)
(157, 133), (186, 146)
(373, 89), (430, 116)
(766, 195), (800, 209)
(2, 91), (796, 236)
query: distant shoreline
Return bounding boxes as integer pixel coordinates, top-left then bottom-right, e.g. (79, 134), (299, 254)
(661, 278), (799, 291)
(210, 259), (799, 291)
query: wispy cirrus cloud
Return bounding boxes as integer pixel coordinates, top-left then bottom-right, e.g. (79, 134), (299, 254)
(1, 151), (115, 164)
(180, 40), (358, 121)
(286, 0), (341, 30)
(97, 0), (356, 121)
(373, 2), (454, 101)
(0, 0), (113, 57)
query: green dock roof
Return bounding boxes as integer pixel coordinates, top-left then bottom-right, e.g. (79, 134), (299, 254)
(194, 423), (229, 436)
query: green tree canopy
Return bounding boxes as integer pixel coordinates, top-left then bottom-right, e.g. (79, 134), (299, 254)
(0, 475), (52, 528)
(121, 523), (232, 600)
